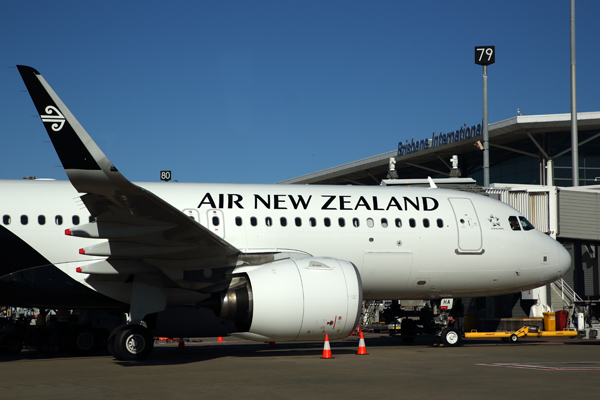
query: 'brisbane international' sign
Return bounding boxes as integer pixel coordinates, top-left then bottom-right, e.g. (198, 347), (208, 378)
(397, 122), (483, 157)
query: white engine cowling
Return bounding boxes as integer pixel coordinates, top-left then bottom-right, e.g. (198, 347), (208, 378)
(229, 257), (362, 342)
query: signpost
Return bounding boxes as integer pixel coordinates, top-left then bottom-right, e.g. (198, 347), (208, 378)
(475, 46), (495, 188)
(160, 170), (172, 182)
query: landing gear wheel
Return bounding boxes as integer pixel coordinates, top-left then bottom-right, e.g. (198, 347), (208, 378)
(441, 327), (461, 347)
(65, 326), (98, 356)
(109, 324), (153, 361)
(509, 334), (519, 343)
(0, 333), (23, 355)
(400, 319), (416, 343)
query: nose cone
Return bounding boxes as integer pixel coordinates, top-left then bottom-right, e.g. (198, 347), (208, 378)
(556, 241), (571, 279)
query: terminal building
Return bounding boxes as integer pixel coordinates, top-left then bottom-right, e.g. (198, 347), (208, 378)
(279, 111), (600, 330)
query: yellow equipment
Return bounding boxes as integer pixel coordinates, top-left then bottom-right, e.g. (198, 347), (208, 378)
(464, 326), (577, 342)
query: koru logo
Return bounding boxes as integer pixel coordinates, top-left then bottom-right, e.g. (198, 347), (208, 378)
(41, 105), (66, 132)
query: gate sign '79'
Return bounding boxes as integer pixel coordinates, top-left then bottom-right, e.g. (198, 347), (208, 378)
(474, 46), (495, 66)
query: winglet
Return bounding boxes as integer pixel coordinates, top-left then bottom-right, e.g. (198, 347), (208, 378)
(16, 66), (129, 193)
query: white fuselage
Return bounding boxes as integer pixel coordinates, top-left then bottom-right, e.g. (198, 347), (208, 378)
(0, 179), (570, 302)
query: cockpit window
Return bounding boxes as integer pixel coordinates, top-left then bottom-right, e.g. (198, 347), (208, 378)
(508, 216), (521, 231)
(519, 216), (535, 231)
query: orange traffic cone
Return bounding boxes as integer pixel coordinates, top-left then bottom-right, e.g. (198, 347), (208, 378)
(356, 330), (368, 355)
(217, 336), (224, 342)
(178, 338), (185, 349)
(321, 334), (334, 359)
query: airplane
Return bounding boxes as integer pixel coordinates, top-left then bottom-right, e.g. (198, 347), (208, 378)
(0, 65), (570, 360)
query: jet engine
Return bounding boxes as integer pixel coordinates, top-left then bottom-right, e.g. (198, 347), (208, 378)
(219, 257), (362, 342)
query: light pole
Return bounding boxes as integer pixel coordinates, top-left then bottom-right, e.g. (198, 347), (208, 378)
(475, 46), (495, 188)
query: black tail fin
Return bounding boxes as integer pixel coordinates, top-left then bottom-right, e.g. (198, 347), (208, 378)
(17, 65), (105, 172)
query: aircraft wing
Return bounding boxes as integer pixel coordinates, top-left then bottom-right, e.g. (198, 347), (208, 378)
(17, 66), (240, 273)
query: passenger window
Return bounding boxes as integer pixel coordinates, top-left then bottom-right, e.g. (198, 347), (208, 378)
(324, 217), (331, 227)
(21, 215), (28, 225)
(251, 217), (257, 226)
(367, 218), (374, 228)
(295, 217), (301, 227)
(508, 216), (521, 231)
(235, 217), (242, 226)
(409, 218), (416, 228)
(55, 216), (63, 225)
(338, 218), (345, 227)
(280, 217), (287, 227)
(309, 217), (316, 227)
(72, 215), (80, 225)
(423, 218), (429, 228)
(352, 218), (359, 228)
(38, 215), (46, 225)
(381, 218), (388, 228)
(395, 218), (402, 228)
(89, 216), (95, 223)
(212, 216), (220, 226)
(437, 218), (444, 228)
(3, 215), (10, 225)
(266, 217), (272, 227)
(519, 216), (535, 231)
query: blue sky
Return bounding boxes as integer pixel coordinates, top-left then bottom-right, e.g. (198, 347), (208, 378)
(2, 1), (600, 184)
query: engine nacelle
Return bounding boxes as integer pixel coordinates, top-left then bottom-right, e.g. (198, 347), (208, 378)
(223, 257), (362, 342)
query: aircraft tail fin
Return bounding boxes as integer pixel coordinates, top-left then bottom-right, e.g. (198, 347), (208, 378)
(16, 65), (123, 191)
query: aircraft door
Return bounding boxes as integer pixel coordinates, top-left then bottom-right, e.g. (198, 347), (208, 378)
(448, 198), (482, 252)
(182, 209), (200, 223)
(207, 209), (225, 238)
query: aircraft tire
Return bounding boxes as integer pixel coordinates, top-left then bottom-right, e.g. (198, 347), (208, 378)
(400, 318), (416, 343)
(65, 325), (99, 356)
(111, 324), (154, 361)
(441, 327), (461, 347)
(0, 333), (23, 355)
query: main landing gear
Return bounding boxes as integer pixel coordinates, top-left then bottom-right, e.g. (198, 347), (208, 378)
(108, 324), (154, 361)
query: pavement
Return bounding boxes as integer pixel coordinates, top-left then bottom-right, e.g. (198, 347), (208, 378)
(1, 333), (598, 399)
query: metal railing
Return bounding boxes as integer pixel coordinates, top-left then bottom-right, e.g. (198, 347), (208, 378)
(551, 278), (583, 308)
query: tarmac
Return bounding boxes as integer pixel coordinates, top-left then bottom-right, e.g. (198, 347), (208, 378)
(0, 333), (598, 400)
